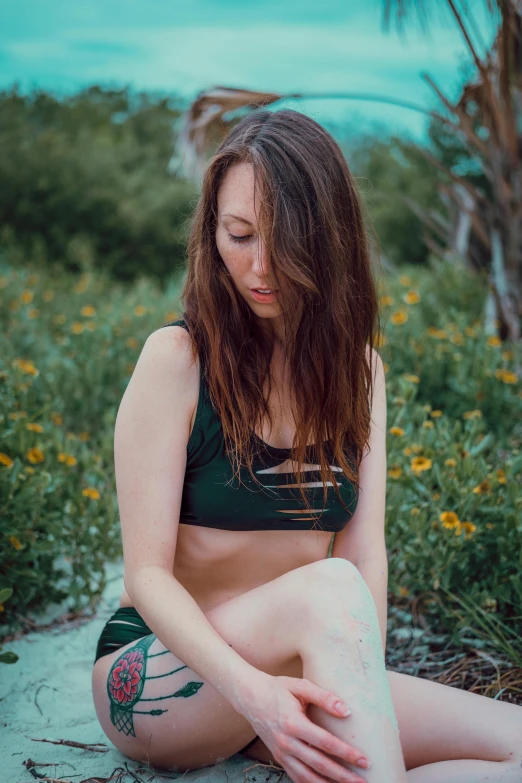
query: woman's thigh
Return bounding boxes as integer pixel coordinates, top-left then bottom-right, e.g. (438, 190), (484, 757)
(388, 670), (522, 771)
(92, 562), (328, 771)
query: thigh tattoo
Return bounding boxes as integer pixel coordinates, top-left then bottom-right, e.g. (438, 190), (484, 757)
(107, 636), (204, 737)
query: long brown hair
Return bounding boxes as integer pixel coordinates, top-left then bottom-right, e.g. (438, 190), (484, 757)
(179, 108), (382, 531)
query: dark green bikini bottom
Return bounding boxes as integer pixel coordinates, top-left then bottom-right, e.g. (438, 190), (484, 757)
(94, 606), (259, 756)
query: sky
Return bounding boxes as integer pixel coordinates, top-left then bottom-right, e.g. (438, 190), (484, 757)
(0, 0), (498, 143)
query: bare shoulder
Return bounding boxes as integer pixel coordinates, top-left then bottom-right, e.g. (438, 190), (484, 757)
(142, 323), (199, 397)
(118, 324), (200, 442)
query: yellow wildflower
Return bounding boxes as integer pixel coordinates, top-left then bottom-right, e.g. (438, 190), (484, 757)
(495, 369), (518, 384)
(83, 487), (100, 500)
(66, 455), (77, 467)
(388, 465), (402, 479)
(445, 458), (457, 467)
(43, 289), (54, 302)
(411, 456), (432, 473)
(126, 337), (139, 349)
(8, 410), (27, 420)
(440, 511), (460, 530)
(12, 358), (39, 376)
(496, 469), (506, 484)
(134, 305), (147, 317)
(27, 447), (44, 464)
(404, 374), (419, 383)
(398, 586), (408, 597)
(380, 295), (393, 306)
(486, 523), (494, 529)
(58, 452), (67, 462)
(502, 350), (512, 361)
(71, 322), (84, 334)
(430, 410), (443, 418)
(20, 289), (34, 304)
(399, 275), (411, 286)
(473, 479), (491, 495)
(427, 327), (447, 339)
(487, 335), (501, 347)
(422, 421), (434, 429)
(27, 308), (40, 319)
(393, 396), (405, 406)
(81, 305), (96, 317)
(403, 446), (412, 456)
(463, 409), (482, 420)
(78, 432), (90, 442)
(51, 412), (63, 425)
(389, 426), (405, 436)
(9, 536), (23, 550)
(26, 423), (44, 433)
(391, 310), (408, 325)
(0, 453), (14, 468)
(26, 466), (35, 474)
(461, 521), (477, 538)
(404, 290), (420, 304)
(410, 507), (420, 515)
(53, 314), (66, 324)
(411, 444), (423, 454)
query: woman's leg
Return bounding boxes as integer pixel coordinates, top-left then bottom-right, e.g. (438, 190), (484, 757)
(299, 558), (406, 781)
(243, 562), (522, 781)
(93, 557), (405, 779)
(388, 670), (522, 782)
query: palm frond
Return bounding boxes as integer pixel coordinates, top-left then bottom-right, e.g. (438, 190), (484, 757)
(168, 86), (283, 183)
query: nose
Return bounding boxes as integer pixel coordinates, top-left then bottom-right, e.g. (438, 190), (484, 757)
(251, 237), (271, 281)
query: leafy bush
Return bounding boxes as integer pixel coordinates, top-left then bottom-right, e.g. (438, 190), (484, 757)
(0, 85), (198, 284)
(0, 255), (521, 661)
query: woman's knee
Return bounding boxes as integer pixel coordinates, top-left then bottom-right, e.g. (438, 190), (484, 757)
(297, 557), (374, 620)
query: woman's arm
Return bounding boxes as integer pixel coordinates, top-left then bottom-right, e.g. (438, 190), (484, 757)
(125, 565), (261, 712)
(331, 348), (389, 653)
(116, 326), (262, 713)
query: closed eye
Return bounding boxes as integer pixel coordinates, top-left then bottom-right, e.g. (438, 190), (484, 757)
(229, 233), (252, 244)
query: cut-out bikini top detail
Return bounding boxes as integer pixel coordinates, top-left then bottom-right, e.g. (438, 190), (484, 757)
(160, 319), (360, 532)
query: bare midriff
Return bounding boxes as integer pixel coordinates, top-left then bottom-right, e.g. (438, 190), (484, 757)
(118, 335), (334, 614)
(118, 525), (333, 614)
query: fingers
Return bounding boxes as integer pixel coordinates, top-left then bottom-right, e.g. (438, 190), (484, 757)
(284, 751), (367, 783)
(292, 717), (370, 770)
(296, 678), (350, 717)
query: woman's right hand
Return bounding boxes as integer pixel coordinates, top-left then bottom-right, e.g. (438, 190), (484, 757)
(235, 672), (371, 783)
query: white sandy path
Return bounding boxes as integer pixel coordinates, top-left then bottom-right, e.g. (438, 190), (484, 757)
(0, 561), (276, 783)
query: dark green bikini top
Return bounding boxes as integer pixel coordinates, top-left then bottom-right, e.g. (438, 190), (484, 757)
(161, 318), (359, 532)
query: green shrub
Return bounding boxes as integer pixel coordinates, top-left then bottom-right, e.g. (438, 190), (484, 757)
(0, 255), (521, 661)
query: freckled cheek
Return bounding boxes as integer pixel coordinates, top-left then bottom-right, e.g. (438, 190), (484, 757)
(218, 245), (250, 281)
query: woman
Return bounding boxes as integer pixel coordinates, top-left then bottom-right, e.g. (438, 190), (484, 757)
(91, 109), (522, 783)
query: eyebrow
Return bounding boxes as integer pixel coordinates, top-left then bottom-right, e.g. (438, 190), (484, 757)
(221, 213), (253, 225)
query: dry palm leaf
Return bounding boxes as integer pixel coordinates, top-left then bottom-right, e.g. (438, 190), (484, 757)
(169, 86), (283, 183)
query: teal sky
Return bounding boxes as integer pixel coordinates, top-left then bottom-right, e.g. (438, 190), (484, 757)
(0, 0), (497, 142)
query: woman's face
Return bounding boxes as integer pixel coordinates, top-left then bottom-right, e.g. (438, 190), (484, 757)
(215, 162), (283, 323)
